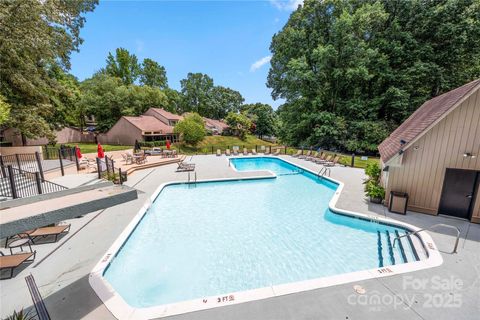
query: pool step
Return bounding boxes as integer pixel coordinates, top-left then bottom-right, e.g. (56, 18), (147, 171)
(377, 230), (421, 267)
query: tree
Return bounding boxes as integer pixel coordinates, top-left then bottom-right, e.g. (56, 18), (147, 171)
(105, 48), (141, 85)
(268, 0), (480, 152)
(210, 86), (244, 119)
(174, 113), (206, 146)
(78, 74), (168, 132)
(242, 103), (277, 138)
(0, 0), (97, 141)
(225, 112), (252, 140)
(140, 58), (168, 88)
(180, 73), (214, 115)
(0, 94), (10, 125)
(163, 88), (183, 114)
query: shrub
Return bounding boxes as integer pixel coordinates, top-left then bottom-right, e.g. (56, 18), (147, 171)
(364, 162), (384, 200)
(174, 113), (206, 146)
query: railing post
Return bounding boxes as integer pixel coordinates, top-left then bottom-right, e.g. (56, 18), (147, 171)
(0, 155), (6, 177)
(255, 145), (258, 152)
(35, 151), (45, 182)
(96, 157), (102, 179)
(74, 148), (80, 172)
(211, 146), (214, 154)
(351, 153), (355, 167)
(7, 165), (18, 199)
(15, 153), (21, 170)
(118, 168), (123, 185)
(58, 149), (65, 176)
(35, 172), (43, 194)
(105, 156), (110, 175)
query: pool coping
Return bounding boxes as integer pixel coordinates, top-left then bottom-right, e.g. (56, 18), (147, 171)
(89, 156), (443, 320)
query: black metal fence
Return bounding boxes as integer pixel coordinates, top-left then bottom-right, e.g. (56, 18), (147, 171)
(0, 165), (67, 199)
(96, 156), (125, 185)
(0, 152), (44, 176)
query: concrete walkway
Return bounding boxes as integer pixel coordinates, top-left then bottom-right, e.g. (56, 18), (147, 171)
(0, 155), (478, 320)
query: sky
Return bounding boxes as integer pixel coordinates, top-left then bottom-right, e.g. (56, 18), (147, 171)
(70, 0), (303, 109)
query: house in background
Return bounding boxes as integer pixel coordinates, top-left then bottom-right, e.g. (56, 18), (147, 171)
(144, 107), (183, 126)
(1, 126), (95, 146)
(203, 117), (229, 135)
(379, 79), (480, 223)
(97, 115), (179, 145)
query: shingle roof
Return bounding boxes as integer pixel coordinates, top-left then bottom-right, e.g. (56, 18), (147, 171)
(378, 79), (480, 163)
(123, 116), (174, 134)
(149, 108), (183, 121)
(204, 117), (229, 130)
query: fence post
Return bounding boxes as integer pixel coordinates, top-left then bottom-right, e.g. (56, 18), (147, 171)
(351, 153), (355, 167)
(211, 146), (214, 154)
(35, 172), (43, 194)
(58, 149), (65, 176)
(0, 155), (6, 177)
(73, 148), (80, 172)
(255, 145), (258, 153)
(7, 165), (18, 199)
(34, 151), (45, 182)
(285, 146), (287, 154)
(96, 157), (102, 179)
(105, 156), (110, 174)
(15, 154), (21, 170)
(118, 168), (123, 185)
(301, 148), (304, 155)
(269, 146), (272, 154)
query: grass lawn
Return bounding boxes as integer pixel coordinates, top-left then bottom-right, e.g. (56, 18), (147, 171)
(174, 135), (276, 154)
(61, 143), (132, 154)
(285, 147), (379, 169)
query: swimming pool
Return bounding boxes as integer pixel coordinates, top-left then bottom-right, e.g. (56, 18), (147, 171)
(91, 157), (442, 319)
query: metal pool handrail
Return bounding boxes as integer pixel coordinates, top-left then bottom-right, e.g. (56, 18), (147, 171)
(317, 167), (331, 179)
(393, 223), (461, 254)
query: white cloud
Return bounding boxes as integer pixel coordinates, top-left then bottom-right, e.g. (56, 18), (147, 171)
(269, 0), (303, 11)
(250, 56), (272, 72)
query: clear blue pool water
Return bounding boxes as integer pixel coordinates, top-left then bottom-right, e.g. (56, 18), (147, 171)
(104, 157), (417, 308)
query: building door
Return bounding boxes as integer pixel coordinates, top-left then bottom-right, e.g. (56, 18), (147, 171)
(438, 169), (479, 219)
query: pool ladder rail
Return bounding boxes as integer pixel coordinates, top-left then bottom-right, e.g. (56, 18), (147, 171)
(317, 167), (331, 179)
(187, 171), (197, 186)
(393, 223), (461, 254)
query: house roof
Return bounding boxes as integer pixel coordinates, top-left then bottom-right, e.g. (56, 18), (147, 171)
(204, 117), (229, 130)
(123, 116), (174, 134)
(378, 79), (480, 163)
(149, 108), (183, 121)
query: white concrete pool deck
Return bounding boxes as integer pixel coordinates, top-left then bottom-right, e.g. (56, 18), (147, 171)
(0, 154), (479, 320)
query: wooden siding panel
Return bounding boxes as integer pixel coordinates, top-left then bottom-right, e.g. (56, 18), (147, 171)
(386, 88), (480, 220)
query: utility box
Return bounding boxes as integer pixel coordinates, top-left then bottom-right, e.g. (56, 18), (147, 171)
(389, 191), (409, 215)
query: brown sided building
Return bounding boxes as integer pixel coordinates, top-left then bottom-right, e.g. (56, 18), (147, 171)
(379, 79), (480, 223)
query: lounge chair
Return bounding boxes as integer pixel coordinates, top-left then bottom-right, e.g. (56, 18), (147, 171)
(176, 161), (195, 172)
(216, 149), (221, 156)
(264, 148), (271, 155)
(17, 224), (71, 244)
(298, 150), (312, 159)
(251, 149), (257, 155)
(0, 251), (36, 279)
(226, 149), (231, 156)
(273, 149), (281, 156)
(233, 148), (239, 156)
(243, 148), (248, 155)
(324, 155), (340, 167)
(291, 150), (302, 157)
(315, 154), (332, 164)
(306, 151), (319, 161)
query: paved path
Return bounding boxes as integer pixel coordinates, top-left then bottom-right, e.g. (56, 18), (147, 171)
(0, 155), (478, 320)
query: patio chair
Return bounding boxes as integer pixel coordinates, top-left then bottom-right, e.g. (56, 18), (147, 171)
(216, 149), (221, 156)
(226, 149), (231, 156)
(315, 154), (331, 164)
(233, 148), (239, 156)
(243, 148), (248, 155)
(324, 155), (340, 167)
(0, 251), (36, 279)
(298, 150), (312, 159)
(264, 148), (271, 155)
(306, 151), (319, 161)
(291, 150), (302, 157)
(12, 224), (71, 245)
(251, 149), (257, 155)
(273, 149), (281, 156)
(176, 161), (195, 172)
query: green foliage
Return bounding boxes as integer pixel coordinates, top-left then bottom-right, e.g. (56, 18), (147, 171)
(5, 308), (35, 320)
(0, 93), (11, 125)
(174, 113), (206, 146)
(0, 0), (97, 140)
(242, 103), (278, 138)
(180, 73), (244, 119)
(79, 74), (168, 132)
(268, 0), (480, 151)
(105, 48), (141, 85)
(225, 112), (253, 140)
(140, 58), (168, 88)
(364, 162), (384, 200)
